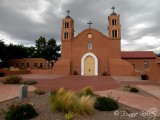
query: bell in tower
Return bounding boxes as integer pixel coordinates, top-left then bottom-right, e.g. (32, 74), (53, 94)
(108, 6), (121, 39)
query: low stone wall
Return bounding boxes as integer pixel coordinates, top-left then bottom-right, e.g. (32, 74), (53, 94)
(30, 70), (51, 74)
(51, 59), (70, 75)
(109, 59), (135, 76)
(0, 69), (30, 76)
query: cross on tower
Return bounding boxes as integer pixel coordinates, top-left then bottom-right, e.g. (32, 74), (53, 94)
(66, 10), (70, 16)
(111, 6), (115, 13)
(87, 21), (93, 28)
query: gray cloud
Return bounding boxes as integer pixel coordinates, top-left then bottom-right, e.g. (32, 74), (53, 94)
(0, 0), (160, 53)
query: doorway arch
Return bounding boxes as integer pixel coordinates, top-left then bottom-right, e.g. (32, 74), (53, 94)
(81, 52), (98, 75)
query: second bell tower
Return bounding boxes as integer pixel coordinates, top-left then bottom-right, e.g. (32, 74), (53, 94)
(61, 10), (74, 59)
(108, 7), (121, 40)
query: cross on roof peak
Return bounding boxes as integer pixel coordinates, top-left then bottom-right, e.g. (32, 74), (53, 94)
(87, 21), (93, 28)
(66, 10), (70, 16)
(111, 6), (115, 13)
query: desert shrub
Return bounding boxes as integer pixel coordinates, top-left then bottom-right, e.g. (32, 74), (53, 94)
(23, 80), (37, 85)
(50, 87), (94, 115)
(64, 111), (75, 120)
(33, 88), (45, 95)
(73, 71), (78, 75)
(75, 96), (94, 115)
(123, 85), (131, 91)
(124, 85), (131, 88)
(94, 96), (119, 111)
(130, 87), (139, 93)
(50, 89), (57, 96)
(2, 75), (22, 84)
(102, 71), (107, 76)
(50, 88), (76, 113)
(4, 103), (38, 120)
(76, 86), (94, 97)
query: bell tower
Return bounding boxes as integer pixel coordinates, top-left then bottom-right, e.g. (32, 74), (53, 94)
(108, 7), (121, 39)
(61, 10), (74, 59)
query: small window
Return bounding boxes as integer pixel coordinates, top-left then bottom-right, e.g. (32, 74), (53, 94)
(112, 19), (117, 26)
(27, 63), (29, 67)
(144, 61), (148, 68)
(112, 29), (118, 38)
(64, 32), (69, 39)
(64, 22), (69, 28)
(88, 43), (92, 50)
(21, 63), (24, 67)
(34, 63), (37, 68)
(40, 63), (43, 68)
(16, 63), (18, 67)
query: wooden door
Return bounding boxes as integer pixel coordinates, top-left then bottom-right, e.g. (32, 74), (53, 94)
(84, 56), (95, 75)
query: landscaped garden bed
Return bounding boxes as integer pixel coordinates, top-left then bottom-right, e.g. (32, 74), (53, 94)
(1, 86), (159, 120)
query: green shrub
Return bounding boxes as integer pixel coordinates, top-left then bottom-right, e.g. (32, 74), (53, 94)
(76, 86), (94, 97)
(23, 80), (37, 85)
(33, 88), (45, 95)
(130, 87), (139, 93)
(4, 103), (38, 120)
(64, 111), (75, 120)
(2, 75), (22, 84)
(94, 96), (119, 111)
(50, 87), (94, 115)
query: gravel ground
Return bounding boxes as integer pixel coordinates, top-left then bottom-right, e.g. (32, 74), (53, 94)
(0, 92), (160, 120)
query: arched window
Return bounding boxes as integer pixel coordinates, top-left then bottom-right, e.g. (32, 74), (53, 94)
(88, 43), (92, 50)
(112, 29), (118, 38)
(112, 19), (117, 26)
(64, 22), (69, 28)
(64, 32), (69, 39)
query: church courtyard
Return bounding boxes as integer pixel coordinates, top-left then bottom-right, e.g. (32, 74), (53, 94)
(0, 74), (160, 119)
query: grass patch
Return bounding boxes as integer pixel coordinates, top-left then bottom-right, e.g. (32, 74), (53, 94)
(2, 75), (22, 84)
(23, 80), (37, 85)
(124, 85), (139, 93)
(76, 86), (94, 97)
(50, 87), (94, 117)
(33, 88), (45, 95)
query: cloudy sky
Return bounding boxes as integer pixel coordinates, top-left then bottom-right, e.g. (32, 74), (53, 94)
(0, 0), (160, 53)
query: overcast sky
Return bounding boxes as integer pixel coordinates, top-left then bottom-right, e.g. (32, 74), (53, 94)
(0, 0), (160, 53)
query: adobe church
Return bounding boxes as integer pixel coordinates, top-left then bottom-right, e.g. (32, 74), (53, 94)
(52, 7), (134, 76)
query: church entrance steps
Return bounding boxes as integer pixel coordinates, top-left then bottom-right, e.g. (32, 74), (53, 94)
(96, 89), (160, 116)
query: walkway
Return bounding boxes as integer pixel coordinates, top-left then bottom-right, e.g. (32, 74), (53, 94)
(96, 90), (160, 116)
(0, 84), (35, 102)
(136, 85), (160, 99)
(32, 75), (120, 91)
